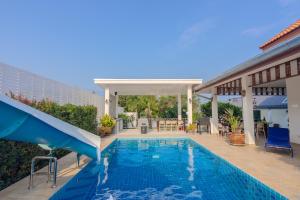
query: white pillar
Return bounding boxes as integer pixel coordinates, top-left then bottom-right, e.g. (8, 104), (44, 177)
(211, 88), (219, 134)
(104, 87), (110, 115)
(177, 94), (182, 120)
(187, 85), (193, 124)
(286, 76), (300, 144)
(115, 94), (119, 118)
(241, 75), (255, 144)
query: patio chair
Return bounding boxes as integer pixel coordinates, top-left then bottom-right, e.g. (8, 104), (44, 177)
(165, 120), (172, 131)
(171, 120), (178, 131)
(265, 127), (293, 157)
(159, 120), (166, 131)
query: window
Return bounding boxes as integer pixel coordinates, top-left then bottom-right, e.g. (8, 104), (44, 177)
(253, 110), (261, 122)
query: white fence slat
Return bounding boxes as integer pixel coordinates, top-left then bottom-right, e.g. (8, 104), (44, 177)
(0, 63), (103, 117)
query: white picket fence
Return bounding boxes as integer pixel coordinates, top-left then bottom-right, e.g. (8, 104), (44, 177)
(0, 62), (103, 117)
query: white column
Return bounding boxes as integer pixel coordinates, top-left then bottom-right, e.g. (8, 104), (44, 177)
(241, 75), (255, 144)
(104, 87), (110, 115)
(187, 85), (193, 124)
(177, 94), (182, 120)
(286, 76), (300, 144)
(211, 88), (219, 134)
(115, 94), (119, 118)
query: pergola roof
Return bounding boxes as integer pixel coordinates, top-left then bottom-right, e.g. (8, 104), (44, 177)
(94, 79), (202, 95)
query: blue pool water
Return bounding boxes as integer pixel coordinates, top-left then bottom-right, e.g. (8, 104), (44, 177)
(50, 139), (287, 200)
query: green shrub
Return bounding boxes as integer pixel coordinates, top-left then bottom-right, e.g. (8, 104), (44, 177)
(118, 113), (129, 122)
(0, 94), (98, 190)
(186, 123), (197, 132)
(100, 114), (116, 128)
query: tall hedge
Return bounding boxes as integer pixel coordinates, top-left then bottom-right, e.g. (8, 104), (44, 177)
(0, 95), (98, 190)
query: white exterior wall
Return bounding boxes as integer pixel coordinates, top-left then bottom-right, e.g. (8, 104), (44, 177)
(259, 109), (288, 128)
(286, 76), (300, 144)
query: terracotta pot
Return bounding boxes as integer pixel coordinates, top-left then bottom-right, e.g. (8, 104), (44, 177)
(99, 127), (113, 135)
(228, 133), (245, 145)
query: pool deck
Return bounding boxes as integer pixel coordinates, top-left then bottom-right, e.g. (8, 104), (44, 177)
(1, 130), (300, 199)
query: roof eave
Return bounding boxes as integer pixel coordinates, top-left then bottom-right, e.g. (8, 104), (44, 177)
(196, 36), (300, 92)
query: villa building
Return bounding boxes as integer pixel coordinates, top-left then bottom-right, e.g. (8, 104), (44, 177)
(195, 19), (300, 144)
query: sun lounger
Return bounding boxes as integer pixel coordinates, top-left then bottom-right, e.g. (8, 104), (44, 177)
(265, 127), (293, 157)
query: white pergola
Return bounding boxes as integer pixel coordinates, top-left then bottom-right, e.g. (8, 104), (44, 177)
(94, 79), (203, 124)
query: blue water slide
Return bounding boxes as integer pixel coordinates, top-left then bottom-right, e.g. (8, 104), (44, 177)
(0, 94), (101, 160)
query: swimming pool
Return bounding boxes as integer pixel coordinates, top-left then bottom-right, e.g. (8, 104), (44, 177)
(50, 138), (287, 200)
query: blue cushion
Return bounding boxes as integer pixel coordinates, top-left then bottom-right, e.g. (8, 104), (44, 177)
(265, 127), (292, 149)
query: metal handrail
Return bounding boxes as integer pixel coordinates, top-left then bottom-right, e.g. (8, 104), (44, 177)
(28, 156), (58, 189)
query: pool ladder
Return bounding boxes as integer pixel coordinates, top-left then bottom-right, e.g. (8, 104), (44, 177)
(28, 155), (58, 189)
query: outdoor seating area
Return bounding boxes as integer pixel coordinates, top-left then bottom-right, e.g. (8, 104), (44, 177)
(157, 118), (185, 132)
(215, 118), (295, 157)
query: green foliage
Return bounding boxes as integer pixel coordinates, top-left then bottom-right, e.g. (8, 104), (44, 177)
(0, 94), (98, 190)
(186, 123), (197, 132)
(193, 112), (203, 122)
(158, 96), (177, 118)
(100, 114), (116, 128)
(35, 101), (98, 134)
(224, 108), (241, 133)
(119, 95), (202, 121)
(201, 101), (242, 120)
(118, 113), (129, 121)
(119, 96), (159, 118)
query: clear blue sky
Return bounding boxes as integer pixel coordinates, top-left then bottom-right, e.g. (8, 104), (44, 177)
(0, 0), (299, 93)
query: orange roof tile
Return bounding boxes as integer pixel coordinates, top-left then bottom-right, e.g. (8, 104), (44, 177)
(260, 19), (300, 49)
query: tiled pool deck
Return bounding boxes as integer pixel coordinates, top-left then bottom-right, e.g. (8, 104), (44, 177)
(1, 130), (300, 199)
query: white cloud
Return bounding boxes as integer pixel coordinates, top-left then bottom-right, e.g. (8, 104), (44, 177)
(241, 24), (274, 38)
(178, 19), (215, 48)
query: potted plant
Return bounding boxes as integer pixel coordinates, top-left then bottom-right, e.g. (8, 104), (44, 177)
(225, 108), (244, 145)
(99, 114), (116, 135)
(186, 123), (197, 133)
